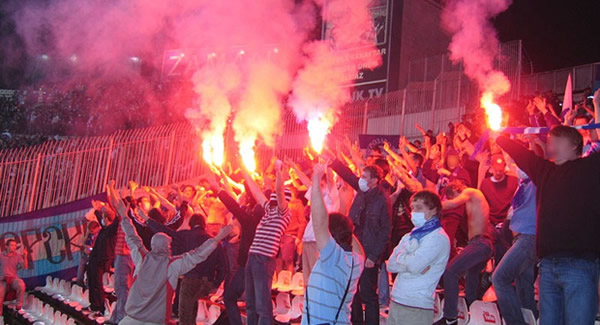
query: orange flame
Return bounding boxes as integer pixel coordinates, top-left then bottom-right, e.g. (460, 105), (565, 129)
(307, 116), (332, 154)
(481, 92), (503, 131)
(239, 139), (256, 173)
(202, 134), (224, 167)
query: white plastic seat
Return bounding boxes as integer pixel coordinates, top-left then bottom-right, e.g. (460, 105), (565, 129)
(482, 285), (497, 302)
(290, 272), (304, 296)
(289, 295), (304, 320)
(36, 276), (53, 292)
(43, 304), (55, 324)
(196, 300), (209, 322)
(103, 273), (115, 293)
(210, 283), (224, 303)
(104, 299), (116, 318)
(275, 270), (293, 292)
(81, 289), (91, 308)
(468, 300), (501, 325)
(433, 291), (443, 323)
(274, 292), (292, 323)
(522, 308), (536, 325)
(54, 310), (64, 325)
(207, 304), (221, 324)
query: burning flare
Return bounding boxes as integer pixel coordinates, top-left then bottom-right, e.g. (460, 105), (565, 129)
(481, 92), (503, 131)
(202, 134), (225, 167)
(307, 115), (332, 154)
(239, 139), (257, 173)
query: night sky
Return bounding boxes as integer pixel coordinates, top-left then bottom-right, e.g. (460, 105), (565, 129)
(494, 0), (600, 72)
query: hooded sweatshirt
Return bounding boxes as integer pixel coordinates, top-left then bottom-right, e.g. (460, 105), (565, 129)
(119, 215), (219, 325)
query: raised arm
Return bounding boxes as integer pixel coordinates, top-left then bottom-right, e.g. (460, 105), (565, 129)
(286, 158), (312, 187)
(398, 137), (418, 174)
(442, 189), (471, 210)
(171, 225), (233, 277)
(147, 187), (177, 213)
(495, 135), (553, 185)
(107, 182), (147, 265)
(241, 170), (268, 207)
(311, 163), (331, 251)
(274, 159), (288, 211)
(329, 159), (361, 192)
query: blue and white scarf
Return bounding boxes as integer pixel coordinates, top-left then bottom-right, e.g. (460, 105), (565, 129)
(410, 217), (442, 241)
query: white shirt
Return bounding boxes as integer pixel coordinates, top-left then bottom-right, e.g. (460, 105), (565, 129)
(302, 186), (340, 242)
(387, 227), (450, 310)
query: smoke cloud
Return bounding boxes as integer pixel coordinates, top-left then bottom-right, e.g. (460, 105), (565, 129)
(290, 0), (382, 148)
(7, 0), (380, 164)
(442, 0), (512, 99)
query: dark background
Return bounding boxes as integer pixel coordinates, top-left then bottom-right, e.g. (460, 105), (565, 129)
(0, 0), (599, 88)
(494, 0), (600, 72)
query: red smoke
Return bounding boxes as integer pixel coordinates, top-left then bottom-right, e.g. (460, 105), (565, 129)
(442, 0), (512, 122)
(11, 0), (381, 164)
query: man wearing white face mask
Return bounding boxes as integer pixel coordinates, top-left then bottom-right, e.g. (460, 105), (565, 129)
(387, 190), (450, 324)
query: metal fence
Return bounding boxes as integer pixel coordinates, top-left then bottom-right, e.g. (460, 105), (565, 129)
(521, 62), (600, 96)
(0, 123), (206, 217)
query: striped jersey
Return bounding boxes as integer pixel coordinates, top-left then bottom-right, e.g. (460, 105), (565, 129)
(248, 202), (291, 258)
(302, 236), (364, 325)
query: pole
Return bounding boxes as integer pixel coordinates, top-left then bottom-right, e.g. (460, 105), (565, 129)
(431, 79), (438, 133)
(28, 153), (43, 212)
(400, 88), (407, 136)
(103, 138), (114, 189)
(164, 130), (176, 185)
(362, 98), (371, 134)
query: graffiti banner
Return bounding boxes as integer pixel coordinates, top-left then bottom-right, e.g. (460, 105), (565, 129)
(1, 193), (107, 288)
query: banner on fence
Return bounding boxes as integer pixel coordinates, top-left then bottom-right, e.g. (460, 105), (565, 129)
(0, 193), (106, 288)
(358, 134), (400, 151)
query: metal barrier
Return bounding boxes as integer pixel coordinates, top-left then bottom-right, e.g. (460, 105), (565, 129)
(0, 123), (205, 217)
(521, 62), (600, 96)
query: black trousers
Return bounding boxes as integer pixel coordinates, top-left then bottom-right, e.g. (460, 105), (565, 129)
(351, 265), (380, 325)
(87, 258), (111, 313)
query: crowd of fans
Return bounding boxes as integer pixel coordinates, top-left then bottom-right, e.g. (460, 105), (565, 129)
(2, 87), (599, 325)
(0, 79), (194, 149)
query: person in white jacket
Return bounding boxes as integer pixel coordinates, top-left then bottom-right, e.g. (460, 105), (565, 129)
(387, 190), (450, 325)
(106, 182), (232, 325)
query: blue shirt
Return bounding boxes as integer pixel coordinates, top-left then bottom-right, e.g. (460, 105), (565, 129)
(302, 237), (364, 325)
(509, 180), (537, 235)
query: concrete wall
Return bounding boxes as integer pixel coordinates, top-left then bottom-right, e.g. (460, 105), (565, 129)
(395, 0), (450, 89)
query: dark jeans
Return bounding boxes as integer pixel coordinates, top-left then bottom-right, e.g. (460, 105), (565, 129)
(109, 254), (134, 324)
(351, 265), (380, 325)
(493, 221), (513, 266)
(245, 253), (276, 325)
(224, 241), (240, 288)
(224, 266), (245, 325)
(87, 258), (112, 313)
(277, 234), (296, 272)
(492, 234), (537, 325)
(179, 276), (215, 325)
(443, 235), (493, 319)
(539, 256), (600, 325)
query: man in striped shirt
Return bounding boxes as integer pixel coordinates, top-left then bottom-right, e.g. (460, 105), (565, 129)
(242, 159), (292, 325)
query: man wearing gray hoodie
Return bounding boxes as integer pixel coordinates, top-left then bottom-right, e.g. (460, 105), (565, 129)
(106, 182), (232, 325)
